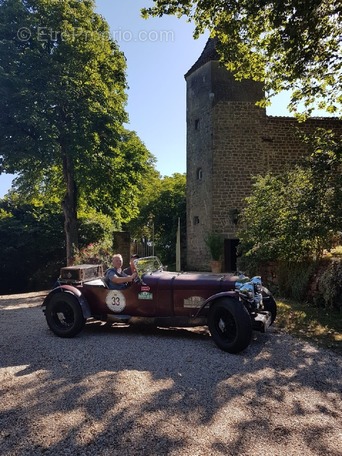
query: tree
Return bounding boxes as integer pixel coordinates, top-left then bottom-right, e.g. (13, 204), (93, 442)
(0, 192), (120, 293)
(237, 132), (342, 270)
(0, 0), (154, 264)
(127, 173), (186, 266)
(0, 198), (65, 293)
(142, 0), (341, 116)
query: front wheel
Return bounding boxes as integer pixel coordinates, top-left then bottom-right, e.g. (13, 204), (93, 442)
(208, 298), (252, 353)
(45, 292), (86, 338)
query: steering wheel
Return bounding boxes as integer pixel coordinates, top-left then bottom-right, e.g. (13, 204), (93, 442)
(133, 275), (141, 284)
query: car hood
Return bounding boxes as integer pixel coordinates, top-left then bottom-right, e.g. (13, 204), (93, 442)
(141, 270), (239, 291)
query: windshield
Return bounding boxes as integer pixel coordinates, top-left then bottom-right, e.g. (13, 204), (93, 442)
(135, 256), (163, 277)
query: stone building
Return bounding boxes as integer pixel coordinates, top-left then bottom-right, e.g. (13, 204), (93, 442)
(185, 39), (342, 271)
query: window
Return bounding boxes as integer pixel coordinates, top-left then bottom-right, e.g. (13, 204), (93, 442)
(193, 216), (200, 225)
(195, 119), (200, 130)
(196, 168), (203, 180)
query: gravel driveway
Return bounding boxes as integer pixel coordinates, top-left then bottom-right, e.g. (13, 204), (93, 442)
(0, 291), (341, 456)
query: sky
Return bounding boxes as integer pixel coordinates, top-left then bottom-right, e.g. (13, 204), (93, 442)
(0, 0), (327, 198)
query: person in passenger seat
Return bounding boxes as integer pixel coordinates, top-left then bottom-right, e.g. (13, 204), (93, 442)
(123, 254), (140, 275)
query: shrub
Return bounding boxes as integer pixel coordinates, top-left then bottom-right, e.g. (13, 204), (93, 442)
(73, 240), (113, 270)
(204, 232), (223, 261)
(317, 259), (342, 310)
(277, 261), (317, 302)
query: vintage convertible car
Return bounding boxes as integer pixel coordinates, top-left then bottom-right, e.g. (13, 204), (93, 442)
(42, 256), (277, 353)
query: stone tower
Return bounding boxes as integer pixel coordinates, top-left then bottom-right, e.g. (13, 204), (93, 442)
(185, 38), (266, 271)
(185, 39), (342, 272)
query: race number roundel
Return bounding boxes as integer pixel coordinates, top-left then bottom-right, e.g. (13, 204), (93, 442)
(106, 290), (126, 313)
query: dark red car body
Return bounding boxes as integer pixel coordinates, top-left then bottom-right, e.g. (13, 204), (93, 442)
(43, 257), (277, 353)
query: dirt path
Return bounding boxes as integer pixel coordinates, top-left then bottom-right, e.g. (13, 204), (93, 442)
(0, 292), (341, 456)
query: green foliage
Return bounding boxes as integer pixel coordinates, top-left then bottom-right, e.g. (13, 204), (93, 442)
(238, 169), (315, 265)
(204, 232), (223, 261)
(142, 0), (341, 117)
(126, 173), (186, 266)
(75, 207), (116, 270)
(77, 206), (115, 250)
(73, 241), (113, 270)
(0, 0), (127, 173)
(0, 199), (65, 293)
(0, 0), (156, 262)
(316, 259), (342, 311)
(277, 261), (317, 302)
(0, 197), (117, 293)
(238, 132), (342, 269)
(96, 130), (157, 223)
(276, 298), (341, 353)
(306, 131), (342, 230)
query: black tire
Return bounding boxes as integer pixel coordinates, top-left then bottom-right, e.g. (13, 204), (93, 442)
(45, 292), (86, 338)
(262, 287), (277, 325)
(208, 298), (252, 353)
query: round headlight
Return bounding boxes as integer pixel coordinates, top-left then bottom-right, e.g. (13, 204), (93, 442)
(251, 276), (262, 293)
(239, 282), (254, 300)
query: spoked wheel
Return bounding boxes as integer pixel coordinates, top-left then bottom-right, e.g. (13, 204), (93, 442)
(208, 298), (252, 353)
(45, 292), (86, 338)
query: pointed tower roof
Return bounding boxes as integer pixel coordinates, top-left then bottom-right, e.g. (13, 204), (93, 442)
(185, 37), (220, 79)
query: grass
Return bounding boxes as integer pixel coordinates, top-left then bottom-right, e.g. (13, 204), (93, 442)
(329, 245), (342, 257)
(275, 298), (342, 355)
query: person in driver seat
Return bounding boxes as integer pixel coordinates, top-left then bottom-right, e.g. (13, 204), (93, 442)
(105, 254), (136, 290)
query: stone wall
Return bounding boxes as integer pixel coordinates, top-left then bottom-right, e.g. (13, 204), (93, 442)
(211, 101), (266, 236)
(113, 231), (131, 267)
(185, 59), (342, 271)
(186, 61), (214, 270)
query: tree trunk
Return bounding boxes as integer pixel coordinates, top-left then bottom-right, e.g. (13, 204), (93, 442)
(61, 147), (78, 266)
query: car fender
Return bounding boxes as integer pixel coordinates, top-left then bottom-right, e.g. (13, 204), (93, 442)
(194, 291), (239, 317)
(42, 285), (92, 319)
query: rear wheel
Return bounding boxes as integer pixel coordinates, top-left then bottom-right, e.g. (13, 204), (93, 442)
(208, 298), (252, 353)
(45, 293), (85, 338)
